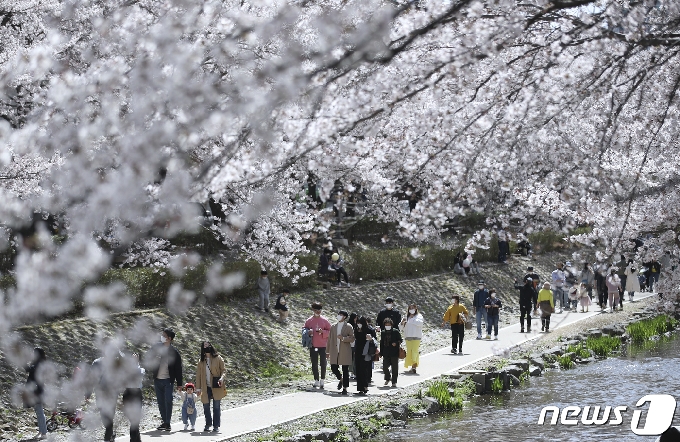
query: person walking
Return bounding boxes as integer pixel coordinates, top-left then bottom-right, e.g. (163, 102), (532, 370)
(376, 297), (402, 331)
(484, 289), (502, 340)
(304, 302), (331, 389)
(616, 255), (627, 309)
(401, 303), (424, 373)
(348, 312), (358, 378)
(581, 263), (595, 300)
(180, 383), (198, 431)
(625, 262), (640, 302)
(122, 353), (145, 442)
(148, 328), (183, 432)
(274, 288), (290, 323)
(564, 261), (578, 309)
(537, 282), (554, 332)
(195, 341), (226, 433)
(442, 295), (469, 354)
(595, 263), (608, 309)
(327, 310), (354, 395)
(551, 263), (567, 312)
(379, 318), (402, 388)
(354, 316), (376, 395)
(519, 278), (537, 333)
(472, 281), (489, 340)
(606, 268), (622, 312)
(25, 347), (47, 440)
(578, 283), (592, 312)
(255, 270), (271, 312)
(524, 266), (540, 290)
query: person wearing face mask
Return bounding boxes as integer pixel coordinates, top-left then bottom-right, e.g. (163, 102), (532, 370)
(442, 295), (469, 354)
(274, 288), (290, 323)
(146, 328), (183, 432)
(401, 303), (424, 374)
(472, 281), (489, 340)
(354, 316), (376, 395)
(195, 341), (226, 433)
(326, 311), (355, 395)
(380, 318), (403, 387)
(483, 289), (502, 340)
(304, 302), (331, 389)
(347, 313), (358, 378)
(376, 297), (402, 332)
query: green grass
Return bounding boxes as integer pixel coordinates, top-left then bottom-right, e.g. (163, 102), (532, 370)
(557, 354), (574, 369)
(627, 315), (679, 343)
(258, 361), (303, 379)
(519, 371), (530, 384)
(566, 343), (591, 359)
(585, 335), (621, 357)
(425, 379), (474, 412)
(490, 376), (503, 393)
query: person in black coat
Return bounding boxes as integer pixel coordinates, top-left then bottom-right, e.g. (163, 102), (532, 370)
(25, 347), (47, 439)
(376, 297), (402, 331)
(146, 328), (183, 431)
(519, 279), (538, 333)
(379, 318), (403, 388)
(354, 316), (376, 395)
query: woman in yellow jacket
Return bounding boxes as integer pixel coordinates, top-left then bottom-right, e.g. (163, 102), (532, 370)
(441, 295), (469, 354)
(195, 341), (227, 433)
(537, 282), (555, 333)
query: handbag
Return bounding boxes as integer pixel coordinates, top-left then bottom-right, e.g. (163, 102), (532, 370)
(398, 347), (406, 359)
(464, 320), (473, 330)
(373, 348), (380, 362)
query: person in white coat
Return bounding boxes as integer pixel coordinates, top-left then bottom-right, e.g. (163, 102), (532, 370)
(625, 262), (640, 302)
(401, 303), (424, 374)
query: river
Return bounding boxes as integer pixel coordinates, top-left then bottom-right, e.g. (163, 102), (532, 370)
(373, 335), (680, 441)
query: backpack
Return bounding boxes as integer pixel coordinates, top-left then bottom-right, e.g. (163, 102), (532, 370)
(301, 328), (313, 349)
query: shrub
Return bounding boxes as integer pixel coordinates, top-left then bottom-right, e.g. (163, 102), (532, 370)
(585, 336), (621, 357)
(557, 355), (574, 369)
(425, 380), (459, 411)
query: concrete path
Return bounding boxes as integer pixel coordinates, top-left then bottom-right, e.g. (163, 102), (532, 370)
(139, 293), (654, 441)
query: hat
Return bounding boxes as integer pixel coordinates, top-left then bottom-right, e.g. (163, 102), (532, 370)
(332, 253), (339, 261)
(565, 261), (572, 267)
(385, 297), (394, 303)
(543, 282), (550, 288)
(526, 277), (533, 281)
(185, 383), (195, 390)
(478, 280), (485, 285)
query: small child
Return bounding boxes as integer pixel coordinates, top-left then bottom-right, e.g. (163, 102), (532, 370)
(255, 270), (271, 312)
(274, 288), (290, 323)
(181, 383), (198, 431)
(578, 283), (592, 312)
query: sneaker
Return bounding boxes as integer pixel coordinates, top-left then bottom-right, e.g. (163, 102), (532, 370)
(346, 283), (351, 288)
(341, 389), (348, 395)
(164, 423), (172, 431)
(392, 383), (397, 388)
(212, 428), (220, 433)
(384, 380), (390, 386)
(204, 427), (211, 432)
(34, 433), (46, 440)
(190, 425), (195, 431)
(184, 424), (189, 431)
(157, 424), (166, 431)
(458, 348), (463, 354)
(485, 335), (491, 340)
(494, 335), (498, 340)
(451, 348), (457, 354)
(476, 335), (482, 340)
(313, 380), (320, 388)
(319, 379), (325, 389)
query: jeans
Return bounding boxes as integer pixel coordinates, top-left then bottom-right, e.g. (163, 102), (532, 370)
(182, 406), (197, 426)
(487, 315), (499, 336)
(123, 388), (143, 442)
(554, 286), (567, 309)
(331, 364), (349, 389)
(382, 356), (399, 384)
(203, 390), (221, 429)
(619, 275), (627, 307)
(334, 267), (349, 283)
(154, 378), (174, 425)
(259, 291), (270, 310)
(450, 323), (464, 351)
(475, 309), (487, 336)
(310, 347), (327, 380)
(34, 403), (47, 435)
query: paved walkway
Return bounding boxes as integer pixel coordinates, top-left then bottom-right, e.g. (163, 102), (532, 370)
(139, 294), (653, 441)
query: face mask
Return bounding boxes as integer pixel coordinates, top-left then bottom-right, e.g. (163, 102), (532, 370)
(337, 315), (345, 322)
(385, 303), (393, 309)
(205, 346), (214, 354)
(357, 324), (362, 329)
(409, 309), (416, 314)
(385, 326), (392, 330)
(160, 335), (167, 343)
(478, 285), (484, 289)
(491, 293), (496, 298)
(313, 311), (321, 316)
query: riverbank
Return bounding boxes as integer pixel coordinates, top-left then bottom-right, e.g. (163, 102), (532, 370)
(227, 294), (663, 442)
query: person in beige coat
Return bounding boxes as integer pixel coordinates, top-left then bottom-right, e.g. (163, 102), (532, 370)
(195, 341), (226, 433)
(326, 310), (355, 395)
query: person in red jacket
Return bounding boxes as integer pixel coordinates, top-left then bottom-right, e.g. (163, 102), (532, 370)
(304, 302), (331, 389)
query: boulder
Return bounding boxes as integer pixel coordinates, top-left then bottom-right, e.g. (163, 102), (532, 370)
(375, 411), (393, 421)
(390, 420), (407, 428)
(544, 346), (563, 357)
(341, 423), (360, 442)
(421, 396), (441, 413)
(317, 429), (339, 441)
(509, 374), (520, 386)
(561, 340), (581, 348)
(292, 433), (314, 442)
(529, 365), (542, 376)
(529, 356), (545, 370)
(508, 359), (530, 371)
(586, 328), (603, 337)
(472, 373), (486, 395)
(390, 404), (409, 420)
(503, 365), (524, 378)
(575, 357), (595, 364)
(411, 409), (428, 418)
(602, 325), (625, 336)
